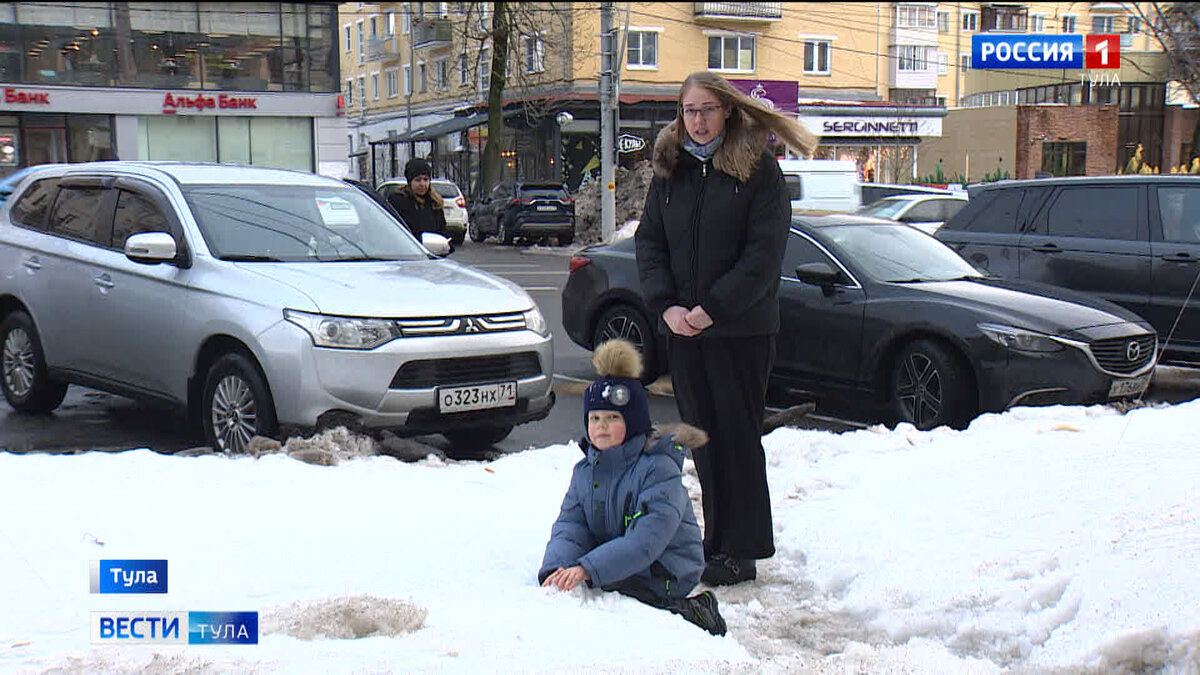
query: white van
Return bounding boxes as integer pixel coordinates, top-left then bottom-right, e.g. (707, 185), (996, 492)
(776, 159), (861, 213)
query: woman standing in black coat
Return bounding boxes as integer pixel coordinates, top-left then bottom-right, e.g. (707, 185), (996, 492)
(635, 71), (817, 586)
(388, 157), (447, 238)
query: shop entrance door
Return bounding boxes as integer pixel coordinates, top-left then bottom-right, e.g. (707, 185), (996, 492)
(23, 126), (68, 166)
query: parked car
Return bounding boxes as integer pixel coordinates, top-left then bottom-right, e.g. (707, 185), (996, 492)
(562, 216), (1156, 430)
(0, 162), (555, 454)
(469, 181), (575, 246)
(857, 193), (969, 234)
(860, 182), (961, 205)
(777, 159), (861, 213)
(935, 175), (1200, 367)
(377, 177), (469, 246)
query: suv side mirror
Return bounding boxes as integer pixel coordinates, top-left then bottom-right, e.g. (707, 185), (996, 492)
(125, 232), (178, 264)
(422, 231), (452, 257)
(794, 262), (841, 286)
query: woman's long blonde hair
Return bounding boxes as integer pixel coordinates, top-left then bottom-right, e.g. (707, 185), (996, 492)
(655, 71), (819, 182)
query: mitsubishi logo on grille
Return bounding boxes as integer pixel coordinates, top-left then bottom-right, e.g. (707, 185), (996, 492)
(463, 317), (482, 334)
(1126, 340), (1141, 362)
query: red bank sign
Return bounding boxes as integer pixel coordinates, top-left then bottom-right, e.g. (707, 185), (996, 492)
(162, 93), (258, 113)
(4, 88), (50, 104)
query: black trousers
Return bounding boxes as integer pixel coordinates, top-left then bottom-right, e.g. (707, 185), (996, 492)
(668, 334), (776, 561)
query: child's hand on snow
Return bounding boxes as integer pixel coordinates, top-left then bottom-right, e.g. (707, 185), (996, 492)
(542, 565), (590, 591)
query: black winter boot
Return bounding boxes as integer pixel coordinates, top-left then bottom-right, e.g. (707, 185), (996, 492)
(670, 590), (727, 636)
(701, 553), (756, 586)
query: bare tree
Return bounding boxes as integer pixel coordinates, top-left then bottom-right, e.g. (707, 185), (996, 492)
(454, 2), (589, 192)
(1136, 2), (1200, 164)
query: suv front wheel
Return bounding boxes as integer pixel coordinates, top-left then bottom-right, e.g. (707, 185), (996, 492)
(0, 311), (68, 413)
(202, 352), (278, 453)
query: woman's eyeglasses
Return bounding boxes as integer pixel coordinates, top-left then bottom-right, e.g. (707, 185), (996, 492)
(680, 105), (723, 119)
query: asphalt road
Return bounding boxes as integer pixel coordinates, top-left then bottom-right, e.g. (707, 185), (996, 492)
(2, 238), (1196, 456)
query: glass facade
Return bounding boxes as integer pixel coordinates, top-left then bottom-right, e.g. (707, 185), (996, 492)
(0, 2), (337, 92)
(136, 115), (313, 170)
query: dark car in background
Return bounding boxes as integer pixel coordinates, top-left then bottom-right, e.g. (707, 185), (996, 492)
(469, 181), (575, 246)
(935, 176), (1200, 366)
(563, 216), (1157, 430)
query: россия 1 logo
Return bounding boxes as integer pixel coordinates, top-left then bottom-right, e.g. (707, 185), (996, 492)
(972, 34), (1120, 70)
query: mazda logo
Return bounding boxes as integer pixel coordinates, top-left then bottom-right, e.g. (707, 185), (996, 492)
(1126, 340), (1141, 362)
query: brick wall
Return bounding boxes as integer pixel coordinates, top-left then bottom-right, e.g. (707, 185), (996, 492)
(1015, 105), (1119, 179)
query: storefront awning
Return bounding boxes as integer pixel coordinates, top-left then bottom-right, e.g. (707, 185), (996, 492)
(389, 109), (523, 143)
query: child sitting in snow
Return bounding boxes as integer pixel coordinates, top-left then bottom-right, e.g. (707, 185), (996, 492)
(538, 339), (726, 636)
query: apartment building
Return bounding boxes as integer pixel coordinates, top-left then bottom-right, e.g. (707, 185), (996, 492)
(338, 2), (1180, 190)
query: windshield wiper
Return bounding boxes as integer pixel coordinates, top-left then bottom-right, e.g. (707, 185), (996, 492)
(888, 278), (927, 283)
(220, 254), (285, 262)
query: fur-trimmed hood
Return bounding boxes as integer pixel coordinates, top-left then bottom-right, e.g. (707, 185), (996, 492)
(652, 111), (770, 183)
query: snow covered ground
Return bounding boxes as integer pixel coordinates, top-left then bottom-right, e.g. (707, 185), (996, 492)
(2, 400), (1199, 673)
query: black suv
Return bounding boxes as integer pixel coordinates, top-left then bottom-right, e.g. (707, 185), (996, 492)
(935, 175), (1200, 365)
(468, 181), (575, 246)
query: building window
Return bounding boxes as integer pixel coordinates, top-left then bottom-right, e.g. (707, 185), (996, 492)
(357, 20), (364, 64)
(385, 11), (395, 36)
(345, 78), (353, 105)
(344, 25), (351, 52)
(418, 61), (427, 92)
(1062, 15), (1077, 33)
(937, 11), (950, 32)
(1093, 16), (1114, 33)
(938, 52), (948, 75)
(369, 16), (377, 39)
(936, 95), (947, 107)
(357, 76), (365, 105)
(371, 72), (379, 99)
(1030, 15), (1045, 32)
(479, 46), (491, 90)
(627, 31), (658, 68)
(435, 58), (449, 90)
(707, 35), (755, 71)
(960, 54), (971, 72)
(897, 45), (928, 71)
(459, 53), (469, 84)
(1128, 16), (1141, 34)
(1042, 142), (1087, 177)
(522, 35), (545, 73)
(962, 11), (978, 32)
(403, 64), (412, 95)
(803, 40), (830, 75)
(403, 3), (411, 34)
(386, 69), (398, 97)
(896, 5), (935, 29)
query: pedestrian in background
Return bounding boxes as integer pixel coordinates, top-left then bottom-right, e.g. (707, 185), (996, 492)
(388, 157), (447, 238)
(635, 70), (817, 586)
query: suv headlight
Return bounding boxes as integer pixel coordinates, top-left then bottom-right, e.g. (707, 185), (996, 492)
(524, 306), (550, 337)
(285, 310), (400, 349)
(978, 323), (1063, 353)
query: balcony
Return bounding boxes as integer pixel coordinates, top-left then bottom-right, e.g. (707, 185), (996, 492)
(414, 17), (453, 48)
(367, 36), (399, 62)
(981, 4), (1028, 33)
(693, 2), (781, 23)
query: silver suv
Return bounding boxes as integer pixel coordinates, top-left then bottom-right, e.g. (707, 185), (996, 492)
(0, 162), (555, 453)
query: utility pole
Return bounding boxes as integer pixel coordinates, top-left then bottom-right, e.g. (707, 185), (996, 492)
(406, 5), (415, 162)
(600, 1), (616, 241)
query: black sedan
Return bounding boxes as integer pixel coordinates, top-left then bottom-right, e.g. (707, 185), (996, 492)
(562, 216), (1158, 430)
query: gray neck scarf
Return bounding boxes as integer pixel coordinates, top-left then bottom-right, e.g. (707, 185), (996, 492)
(683, 131), (725, 162)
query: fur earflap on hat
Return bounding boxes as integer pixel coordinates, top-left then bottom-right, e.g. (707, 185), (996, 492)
(583, 340), (652, 441)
